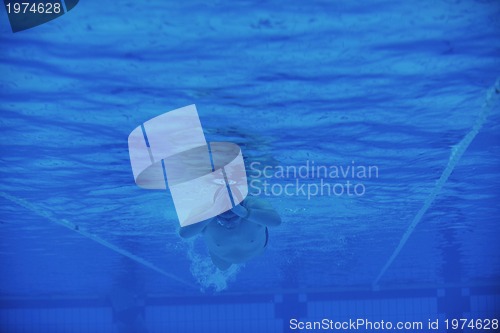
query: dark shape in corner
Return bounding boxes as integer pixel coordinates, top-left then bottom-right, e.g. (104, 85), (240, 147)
(4, 0), (79, 33)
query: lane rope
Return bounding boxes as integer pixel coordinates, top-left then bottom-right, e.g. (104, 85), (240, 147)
(0, 191), (198, 289)
(372, 78), (500, 290)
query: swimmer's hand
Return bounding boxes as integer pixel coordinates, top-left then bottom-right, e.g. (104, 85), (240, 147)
(230, 204), (249, 218)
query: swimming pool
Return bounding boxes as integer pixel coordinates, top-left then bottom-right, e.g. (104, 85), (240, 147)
(1, 0), (499, 332)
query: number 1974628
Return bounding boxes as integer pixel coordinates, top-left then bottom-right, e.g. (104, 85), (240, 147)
(6, 2), (62, 14)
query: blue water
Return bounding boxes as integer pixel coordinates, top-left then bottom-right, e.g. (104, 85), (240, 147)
(1, 0), (499, 332)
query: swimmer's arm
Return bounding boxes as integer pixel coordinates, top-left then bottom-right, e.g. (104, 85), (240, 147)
(245, 207), (281, 227)
(232, 200), (281, 227)
(178, 218), (212, 238)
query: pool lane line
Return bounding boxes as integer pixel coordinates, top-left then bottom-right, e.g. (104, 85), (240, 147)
(207, 142), (236, 207)
(207, 142), (216, 172)
(372, 78), (500, 290)
(140, 124), (154, 164)
(221, 167), (236, 208)
(0, 191), (198, 289)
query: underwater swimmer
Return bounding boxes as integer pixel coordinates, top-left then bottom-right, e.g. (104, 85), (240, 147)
(179, 195), (281, 270)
